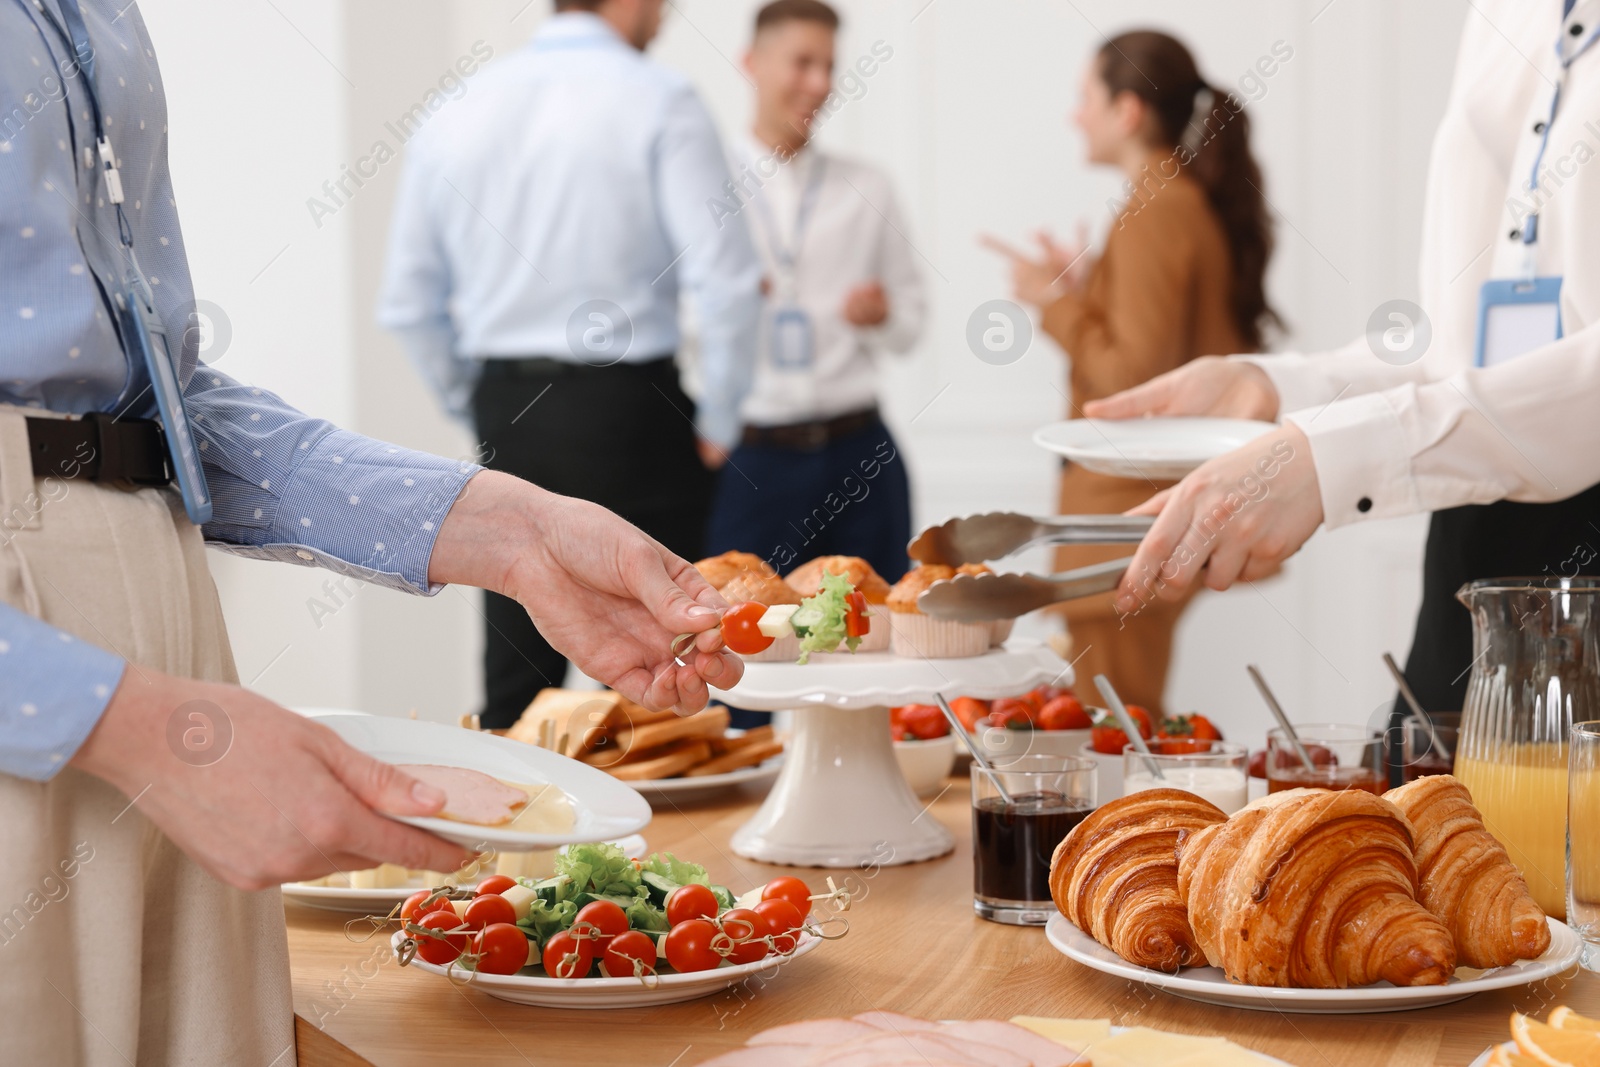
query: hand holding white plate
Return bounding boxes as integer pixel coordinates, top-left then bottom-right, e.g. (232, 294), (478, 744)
(1033, 417), (1276, 480)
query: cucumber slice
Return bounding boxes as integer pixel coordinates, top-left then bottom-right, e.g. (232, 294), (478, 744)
(757, 604), (799, 638)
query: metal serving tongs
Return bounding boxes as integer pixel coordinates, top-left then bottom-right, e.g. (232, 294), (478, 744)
(915, 557), (1131, 622)
(908, 512), (1154, 567)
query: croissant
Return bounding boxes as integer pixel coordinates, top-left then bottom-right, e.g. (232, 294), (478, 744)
(1383, 774), (1551, 967)
(1048, 788), (1227, 971)
(1175, 788), (1456, 987)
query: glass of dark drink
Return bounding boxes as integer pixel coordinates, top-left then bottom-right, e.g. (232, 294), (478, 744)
(971, 754), (1096, 925)
(1401, 711), (1459, 782)
(1266, 723), (1386, 795)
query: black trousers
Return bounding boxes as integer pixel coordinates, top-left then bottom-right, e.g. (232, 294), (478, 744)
(470, 357), (713, 729)
(1386, 482), (1600, 782)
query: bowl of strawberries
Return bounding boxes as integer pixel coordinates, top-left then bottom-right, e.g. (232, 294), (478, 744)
(945, 686), (1096, 763)
(888, 703), (957, 796)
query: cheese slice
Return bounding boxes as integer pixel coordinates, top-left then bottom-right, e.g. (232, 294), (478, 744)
(1010, 1018), (1114, 1050)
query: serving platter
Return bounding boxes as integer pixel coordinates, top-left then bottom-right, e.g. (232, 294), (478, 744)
(1046, 914), (1582, 1013)
(281, 834), (649, 914)
(312, 714), (651, 852)
(1033, 416), (1275, 479)
(390, 927), (823, 1008)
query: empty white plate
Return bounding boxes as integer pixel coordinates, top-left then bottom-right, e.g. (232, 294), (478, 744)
(1046, 914), (1581, 1014)
(1033, 417), (1276, 480)
(312, 714), (651, 852)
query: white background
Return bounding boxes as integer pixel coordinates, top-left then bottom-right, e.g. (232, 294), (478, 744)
(138, 0), (1467, 744)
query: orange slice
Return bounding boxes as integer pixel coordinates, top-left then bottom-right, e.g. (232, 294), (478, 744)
(1551, 1008), (1600, 1034)
(1493, 1046), (1558, 1067)
(1510, 1012), (1600, 1067)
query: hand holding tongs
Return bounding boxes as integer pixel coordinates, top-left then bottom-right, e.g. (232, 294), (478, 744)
(907, 512), (1153, 567)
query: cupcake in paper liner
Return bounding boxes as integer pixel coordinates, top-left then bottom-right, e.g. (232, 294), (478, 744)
(886, 563), (994, 659)
(989, 618), (1014, 647)
(786, 555), (892, 654)
(719, 571), (802, 662)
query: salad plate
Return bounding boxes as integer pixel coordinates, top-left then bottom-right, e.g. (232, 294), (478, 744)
(1046, 914), (1582, 1014)
(391, 927), (823, 1008)
(311, 714), (651, 851)
(1033, 417), (1275, 480)
(281, 834), (649, 914)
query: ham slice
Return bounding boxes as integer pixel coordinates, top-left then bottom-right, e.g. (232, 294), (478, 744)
(851, 1012), (943, 1033)
(810, 1031), (1030, 1067)
(936, 1021), (1086, 1067)
(396, 764), (529, 826)
(746, 1019), (884, 1047)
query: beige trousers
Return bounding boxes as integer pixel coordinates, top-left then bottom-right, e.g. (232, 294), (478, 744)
(0, 408), (295, 1066)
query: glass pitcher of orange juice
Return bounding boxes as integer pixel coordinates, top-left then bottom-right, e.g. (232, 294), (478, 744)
(1453, 577), (1600, 918)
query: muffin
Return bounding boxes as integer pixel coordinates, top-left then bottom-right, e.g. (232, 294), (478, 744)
(694, 551), (775, 592)
(886, 564), (995, 659)
(720, 571), (803, 662)
(785, 555), (892, 653)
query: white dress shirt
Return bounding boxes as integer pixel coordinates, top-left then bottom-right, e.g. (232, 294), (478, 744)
(729, 135), (925, 427)
(376, 12), (763, 449)
(1242, 0), (1600, 528)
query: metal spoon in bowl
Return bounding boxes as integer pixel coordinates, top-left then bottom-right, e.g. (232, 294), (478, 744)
(1382, 652), (1454, 763)
(933, 693), (1013, 806)
(1093, 673), (1164, 780)
(1246, 664), (1316, 772)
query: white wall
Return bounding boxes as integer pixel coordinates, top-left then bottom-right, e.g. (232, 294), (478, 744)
(141, 0), (1464, 742)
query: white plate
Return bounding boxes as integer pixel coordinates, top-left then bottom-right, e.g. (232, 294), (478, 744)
(725, 640), (1072, 711)
(1033, 417), (1276, 479)
(627, 758), (783, 807)
(1046, 914), (1582, 1014)
(281, 834), (649, 914)
(312, 715), (651, 851)
(391, 926), (823, 1008)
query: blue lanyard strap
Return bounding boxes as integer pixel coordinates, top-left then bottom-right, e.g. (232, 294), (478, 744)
(1525, 0), (1600, 245)
(752, 155), (827, 270)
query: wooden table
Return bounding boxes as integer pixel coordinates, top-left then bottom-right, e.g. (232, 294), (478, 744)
(287, 778), (1596, 1067)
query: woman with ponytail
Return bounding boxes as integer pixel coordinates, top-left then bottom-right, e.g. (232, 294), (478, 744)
(983, 29), (1279, 717)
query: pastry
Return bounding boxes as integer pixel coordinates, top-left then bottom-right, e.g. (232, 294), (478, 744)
(886, 564), (995, 659)
(718, 571), (803, 661)
(1176, 788), (1456, 987)
(1384, 774), (1552, 967)
(1048, 788), (1227, 971)
(786, 556), (892, 651)
(693, 550), (775, 591)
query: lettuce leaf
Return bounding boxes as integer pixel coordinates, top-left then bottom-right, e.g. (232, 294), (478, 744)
(517, 898), (577, 948)
(556, 841), (643, 899)
(637, 852), (711, 888)
(625, 898), (669, 933)
(790, 570), (856, 664)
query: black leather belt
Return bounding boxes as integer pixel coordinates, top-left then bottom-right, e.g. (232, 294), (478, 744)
(741, 408), (881, 451)
(27, 413), (171, 485)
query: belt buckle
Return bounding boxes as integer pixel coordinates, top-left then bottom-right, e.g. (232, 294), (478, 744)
(795, 421), (829, 450)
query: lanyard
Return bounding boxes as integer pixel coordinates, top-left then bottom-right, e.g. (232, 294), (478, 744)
(1523, 0), (1600, 247)
(751, 154), (826, 272)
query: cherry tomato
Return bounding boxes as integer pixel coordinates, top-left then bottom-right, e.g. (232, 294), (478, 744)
(542, 929), (595, 979)
(601, 929), (659, 978)
(1037, 694), (1091, 731)
(462, 892), (516, 932)
(573, 900), (629, 951)
(718, 908), (770, 966)
(665, 883), (719, 926)
(400, 889), (457, 925)
(760, 875), (812, 918)
(472, 922), (531, 976)
(988, 698), (1034, 730)
(948, 696), (989, 732)
(752, 897), (804, 954)
(414, 909), (470, 965)
(722, 601), (775, 655)
(845, 591), (869, 639)
(474, 875), (517, 896)
(664, 918), (721, 973)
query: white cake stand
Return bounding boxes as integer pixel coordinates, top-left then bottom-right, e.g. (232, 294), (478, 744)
(722, 640), (1071, 868)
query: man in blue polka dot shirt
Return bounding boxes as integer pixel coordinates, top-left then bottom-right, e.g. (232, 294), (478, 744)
(0, 2), (740, 1062)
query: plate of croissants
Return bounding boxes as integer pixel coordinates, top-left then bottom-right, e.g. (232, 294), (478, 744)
(1045, 775), (1582, 1012)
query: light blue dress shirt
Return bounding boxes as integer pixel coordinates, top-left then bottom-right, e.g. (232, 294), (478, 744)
(0, 0), (480, 780)
(376, 11), (763, 449)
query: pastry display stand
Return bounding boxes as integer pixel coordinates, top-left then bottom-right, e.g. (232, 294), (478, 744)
(723, 640), (1071, 868)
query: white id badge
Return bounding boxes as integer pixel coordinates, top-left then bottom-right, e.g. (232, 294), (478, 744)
(768, 306), (815, 370)
(1474, 277), (1562, 367)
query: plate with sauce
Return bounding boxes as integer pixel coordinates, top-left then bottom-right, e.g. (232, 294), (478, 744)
(310, 713), (651, 851)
